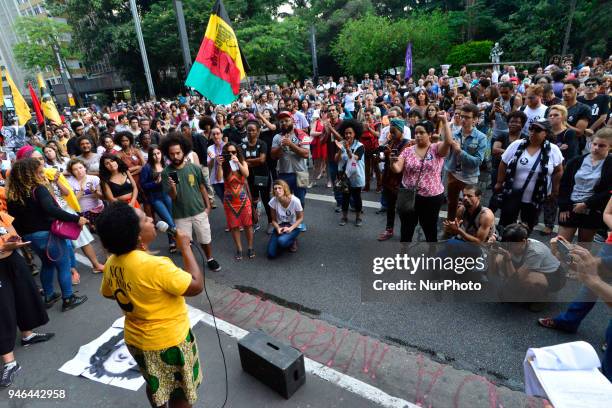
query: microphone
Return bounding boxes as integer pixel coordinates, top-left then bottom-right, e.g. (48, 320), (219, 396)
(156, 221), (178, 239)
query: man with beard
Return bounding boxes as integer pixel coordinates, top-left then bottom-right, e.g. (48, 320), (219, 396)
(562, 79), (591, 153)
(321, 105), (344, 209)
(161, 134), (221, 272)
(271, 112), (310, 230)
(440, 185), (495, 278)
(223, 113), (247, 144)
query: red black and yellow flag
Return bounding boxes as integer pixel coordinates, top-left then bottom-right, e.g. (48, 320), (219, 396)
(185, 0), (246, 104)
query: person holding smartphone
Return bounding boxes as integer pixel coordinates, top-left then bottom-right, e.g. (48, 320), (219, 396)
(0, 211), (55, 388)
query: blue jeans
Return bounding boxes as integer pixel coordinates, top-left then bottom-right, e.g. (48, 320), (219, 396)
(67, 240), (77, 268)
(151, 194), (176, 242)
(267, 228), (300, 259)
(327, 162), (343, 207)
(552, 286), (597, 332)
(212, 183), (225, 203)
(278, 173), (306, 208)
(24, 231), (73, 299)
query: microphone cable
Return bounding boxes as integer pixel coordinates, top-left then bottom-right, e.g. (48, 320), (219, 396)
(192, 242), (228, 408)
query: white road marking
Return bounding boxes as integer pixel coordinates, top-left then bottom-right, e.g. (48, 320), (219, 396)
(306, 192), (558, 233)
(199, 311), (417, 408)
(75, 253), (416, 407)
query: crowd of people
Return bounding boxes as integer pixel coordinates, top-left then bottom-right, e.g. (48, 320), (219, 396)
(1, 54), (611, 392)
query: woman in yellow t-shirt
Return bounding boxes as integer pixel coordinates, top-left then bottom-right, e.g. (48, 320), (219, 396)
(96, 201), (204, 408)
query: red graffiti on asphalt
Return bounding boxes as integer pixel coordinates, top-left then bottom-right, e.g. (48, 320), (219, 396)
(214, 289), (388, 379)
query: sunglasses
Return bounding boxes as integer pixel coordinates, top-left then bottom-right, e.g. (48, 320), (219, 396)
(227, 150), (237, 154)
(585, 83), (598, 88)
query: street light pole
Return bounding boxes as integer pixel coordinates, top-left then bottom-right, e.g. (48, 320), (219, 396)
(129, 0), (156, 100)
(173, 0), (192, 78)
(310, 25), (318, 83)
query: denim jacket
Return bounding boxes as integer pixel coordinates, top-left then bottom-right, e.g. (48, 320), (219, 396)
(444, 127), (488, 180)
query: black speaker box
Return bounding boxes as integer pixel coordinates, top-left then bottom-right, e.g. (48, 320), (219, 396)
(238, 330), (306, 399)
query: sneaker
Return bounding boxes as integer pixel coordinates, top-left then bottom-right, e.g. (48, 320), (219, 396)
(355, 218), (363, 227)
(0, 362), (21, 387)
(375, 207), (387, 214)
(207, 258), (221, 272)
(326, 181), (332, 188)
(21, 332), (55, 347)
(339, 218), (348, 226)
(44, 292), (61, 309)
(289, 240), (298, 253)
(62, 294), (88, 312)
(254, 223), (261, 232)
(299, 223), (307, 232)
(334, 206), (341, 213)
(266, 224), (275, 235)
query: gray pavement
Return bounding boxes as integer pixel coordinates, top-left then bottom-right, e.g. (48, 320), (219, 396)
(1, 184), (606, 407)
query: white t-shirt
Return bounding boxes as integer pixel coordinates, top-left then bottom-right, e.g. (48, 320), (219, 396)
(501, 140), (563, 203)
(521, 104), (548, 134)
(268, 195), (303, 225)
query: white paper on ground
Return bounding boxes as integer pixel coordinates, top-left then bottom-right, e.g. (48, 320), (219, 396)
(524, 341), (612, 408)
(59, 305), (205, 391)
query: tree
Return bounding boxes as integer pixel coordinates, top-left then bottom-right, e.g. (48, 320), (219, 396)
(12, 16), (77, 72)
(236, 18), (311, 82)
(332, 11), (454, 77)
(445, 40), (494, 73)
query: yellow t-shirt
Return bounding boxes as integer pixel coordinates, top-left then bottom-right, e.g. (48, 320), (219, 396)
(100, 250), (192, 350)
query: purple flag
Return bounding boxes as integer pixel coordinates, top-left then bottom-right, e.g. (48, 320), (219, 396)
(404, 42), (412, 80)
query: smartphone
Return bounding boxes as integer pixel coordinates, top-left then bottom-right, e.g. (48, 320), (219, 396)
(168, 171), (179, 184)
(557, 240), (572, 263)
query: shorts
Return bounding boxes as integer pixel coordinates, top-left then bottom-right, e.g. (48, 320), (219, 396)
(0, 252), (49, 354)
(175, 212), (211, 245)
(558, 208), (605, 230)
(126, 329), (202, 406)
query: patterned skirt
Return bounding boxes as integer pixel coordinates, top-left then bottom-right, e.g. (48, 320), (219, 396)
(126, 329), (202, 406)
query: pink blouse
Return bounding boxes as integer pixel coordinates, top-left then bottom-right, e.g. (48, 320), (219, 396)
(399, 142), (445, 197)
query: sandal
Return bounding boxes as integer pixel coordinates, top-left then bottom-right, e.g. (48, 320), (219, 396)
(235, 250), (243, 261)
(247, 248), (255, 259)
(378, 229), (394, 241)
(537, 317), (575, 333)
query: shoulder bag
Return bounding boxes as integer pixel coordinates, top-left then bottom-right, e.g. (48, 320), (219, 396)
(396, 146), (430, 215)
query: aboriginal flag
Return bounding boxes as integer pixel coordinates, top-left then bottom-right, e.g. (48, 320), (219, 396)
(185, 0), (246, 104)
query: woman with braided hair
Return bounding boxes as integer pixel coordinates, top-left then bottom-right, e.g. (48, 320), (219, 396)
(495, 118), (564, 232)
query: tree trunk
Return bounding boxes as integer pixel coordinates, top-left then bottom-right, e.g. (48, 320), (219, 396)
(561, 0), (577, 56)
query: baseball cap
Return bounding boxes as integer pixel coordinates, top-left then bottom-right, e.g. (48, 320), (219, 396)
(277, 111), (292, 120)
(529, 118), (552, 132)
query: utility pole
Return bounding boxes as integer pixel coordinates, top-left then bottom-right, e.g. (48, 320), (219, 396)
(173, 0), (192, 78)
(310, 26), (318, 83)
(129, 0), (156, 100)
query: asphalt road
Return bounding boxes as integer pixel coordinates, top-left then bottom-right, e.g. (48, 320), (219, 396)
(198, 182), (608, 390)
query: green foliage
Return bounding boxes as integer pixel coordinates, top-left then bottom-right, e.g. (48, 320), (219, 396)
(332, 11), (453, 77)
(236, 18), (311, 81)
(445, 40), (493, 72)
(12, 16), (77, 71)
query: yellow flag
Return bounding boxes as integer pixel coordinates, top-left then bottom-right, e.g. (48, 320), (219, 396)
(36, 72), (61, 124)
(36, 73), (46, 90)
(4, 69), (31, 126)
